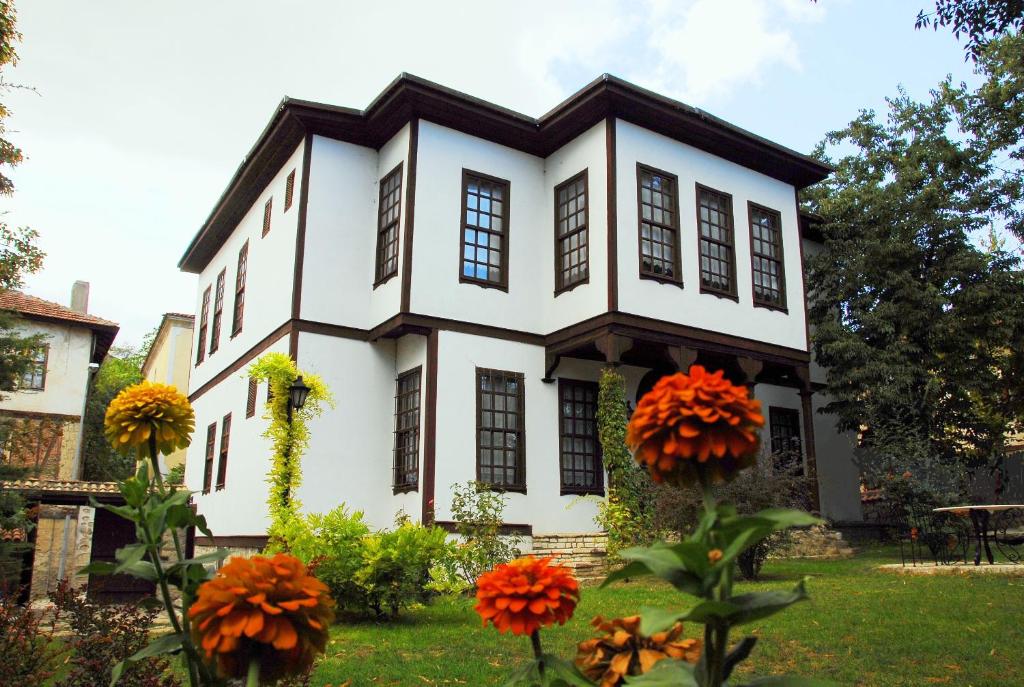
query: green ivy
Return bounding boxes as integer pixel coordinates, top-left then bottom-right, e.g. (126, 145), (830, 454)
(247, 352), (334, 545)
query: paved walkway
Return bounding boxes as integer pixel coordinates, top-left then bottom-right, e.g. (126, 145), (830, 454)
(879, 563), (1024, 576)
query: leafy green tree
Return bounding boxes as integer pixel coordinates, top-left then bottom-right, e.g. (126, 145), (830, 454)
(916, 0), (1024, 60)
(804, 42), (1024, 497)
(80, 334), (155, 481)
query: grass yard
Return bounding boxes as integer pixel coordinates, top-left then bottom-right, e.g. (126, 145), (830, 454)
(313, 548), (1024, 687)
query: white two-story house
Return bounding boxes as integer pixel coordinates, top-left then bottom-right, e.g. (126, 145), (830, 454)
(178, 74), (862, 550)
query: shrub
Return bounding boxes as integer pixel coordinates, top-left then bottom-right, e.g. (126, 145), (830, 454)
(440, 482), (522, 588)
(50, 580), (179, 687)
(0, 586), (61, 685)
(278, 505), (451, 619)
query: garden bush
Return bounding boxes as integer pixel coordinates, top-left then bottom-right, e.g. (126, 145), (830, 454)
(0, 586), (61, 685)
(277, 504), (450, 618)
(49, 579), (179, 687)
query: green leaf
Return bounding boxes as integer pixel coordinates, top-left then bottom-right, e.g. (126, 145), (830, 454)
(727, 579), (810, 625)
(114, 543), (148, 567)
(118, 560), (160, 582)
(501, 658), (541, 687)
(739, 677), (841, 686)
(97, 503), (141, 523)
(602, 560), (655, 587)
(541, 655), (596, 686)
(618, 543), (704, 593)
(110, 632), (183, 686)
(723, 636), (758, 681)
(173, 549), (230, 568)
(679, 599), (741, 624)
(750, 508), (823, 530)
(78, 561), (117, 576)
(623, 659), (699, 686)
(638, 606), (689, 636)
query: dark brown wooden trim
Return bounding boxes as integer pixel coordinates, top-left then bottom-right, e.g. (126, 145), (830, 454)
(695, 182), (739, 301)
(799, 384), (821, 513)
(458, 168), (511, 292)
(369, 312), (545, 346)
(433, 521), (533, 537)
(637, 162), (684, 287)
(605, 117), (618, 311)
(193, 535), (270, 550)
(292, 319), (367, 341)
(291, 134), (314, 335)
(180, 74), (831, 274)
(400, 120), (419, 312)
(747, 200), (788, 313)
(189, 321), (292, 403)
(421, 329), (439, 524)
(553, 169), (591, 296)
(795, 189), (812, 354)
(0, 409), (81, 423)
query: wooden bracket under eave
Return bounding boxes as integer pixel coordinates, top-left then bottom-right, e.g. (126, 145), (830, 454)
(737, 356), (764, 386)
(667, 345), (699, 373)
(596, 334), (633, 366)
(793, 364), (812, 392)
(542, 352), (561, 383)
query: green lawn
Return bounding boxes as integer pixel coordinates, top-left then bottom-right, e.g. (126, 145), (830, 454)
(312, 548), (1024, 687)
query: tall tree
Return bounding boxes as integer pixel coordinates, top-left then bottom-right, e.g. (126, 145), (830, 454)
(916, 0), (1024, 60)
(805, 39), (1024, 495)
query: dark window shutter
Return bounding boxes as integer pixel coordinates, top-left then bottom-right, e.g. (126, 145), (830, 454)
(284, 170), (296, 211)
(246, 378), (257, 418)
(262, 198), (273, 237)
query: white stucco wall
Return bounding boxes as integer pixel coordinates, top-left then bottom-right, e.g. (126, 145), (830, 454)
(190, 142), (305, 393)
(614, 120), (807, 352)
(1, 320), (93, 417)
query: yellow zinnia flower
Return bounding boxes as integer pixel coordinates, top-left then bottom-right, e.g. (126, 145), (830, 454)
(103, 381), (195, 458)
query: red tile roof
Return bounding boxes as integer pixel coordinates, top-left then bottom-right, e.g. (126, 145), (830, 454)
(0, 290), (118, 329)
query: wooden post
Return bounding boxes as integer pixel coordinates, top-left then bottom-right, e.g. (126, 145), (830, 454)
(794, 365), (822, 513)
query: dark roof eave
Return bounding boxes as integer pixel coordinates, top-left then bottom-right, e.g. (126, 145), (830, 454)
(179, 74), (832, 274)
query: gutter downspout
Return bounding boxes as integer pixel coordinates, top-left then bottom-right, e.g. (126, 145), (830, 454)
(70, 332), (99, 480)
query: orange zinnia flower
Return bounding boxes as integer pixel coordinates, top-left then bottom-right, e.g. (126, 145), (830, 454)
(576, 615), (702, 687)
(188, 553), (334, 681)
(475, 556), (579, 636)
(626, 366), (764, 486)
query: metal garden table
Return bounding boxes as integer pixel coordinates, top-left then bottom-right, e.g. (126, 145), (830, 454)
(933, 505), (1024, 565)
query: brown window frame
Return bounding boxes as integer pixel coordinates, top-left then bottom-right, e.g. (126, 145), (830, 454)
(392, 367), (422, 494)
(459, 169), (511, 291)
(210, 269), (226, 354)
(476, 368), (526, 492)
(20, 345), (48, 390)
(246, 377), (258, 418)
(231, 241), (248, 337)
(558, 378), (604, 496)
(374, 163), (404, 287)
(553, 170), (590, 295)
(769, 406), (803, 475)
(196, 286), (211, 365)
(284, 169), (296, 212)
(747, 202), (787, 312)
(202, 422), (216, 494)
(637, 163), (683, 286)
(695, 183), (738, 300)
(262, 198), (272, 237)
(216, 413), (231, 491)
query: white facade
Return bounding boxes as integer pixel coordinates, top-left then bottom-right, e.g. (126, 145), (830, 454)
(181, 75), (860, 541)
(2, 320), (94, 417)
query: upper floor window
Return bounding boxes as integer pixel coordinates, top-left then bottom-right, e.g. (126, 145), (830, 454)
(375, 164), (403, 286)
(696, 184), (737, 298)
(216, 413), (231, 490)
(20, 346), (48, 390)
(202, 422), (216, 494)
(232, 241), (248, 337)
(196, 287), (211, 364)
(554, 170), (589, 293)
(460, 170), (510, 290)
(262, 198), (272, 237)
(748, 203), (786, 310)
(210, 269), (226, 354)
(476, 368), (525, 491)
(637, 165), (682, 284)
(558, 379), (603, 495)
(284, 169), (296, 211)
(769, 406), (802, 474)
(393, 367), (421, 493)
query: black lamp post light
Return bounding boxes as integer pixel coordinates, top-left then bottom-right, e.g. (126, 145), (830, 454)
(286, 375), (310, 423)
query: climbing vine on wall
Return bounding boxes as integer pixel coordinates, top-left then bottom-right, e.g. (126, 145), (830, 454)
(596, 367), (653, 556)
(247, 352), (334, 544)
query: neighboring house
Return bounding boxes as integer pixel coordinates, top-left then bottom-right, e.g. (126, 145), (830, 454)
(0, 282), (118, 479)
(178, 74), (863, 553)
(141, 312), (195, 472)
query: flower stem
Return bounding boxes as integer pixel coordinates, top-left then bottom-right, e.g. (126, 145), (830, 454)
(246, 657), (261, 687)
(530, 630), (545, 679)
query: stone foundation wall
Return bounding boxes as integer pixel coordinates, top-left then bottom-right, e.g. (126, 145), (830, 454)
(530, 533), (608, 581)
(29, 504), (93, 600)
(773, 525), (854, 559)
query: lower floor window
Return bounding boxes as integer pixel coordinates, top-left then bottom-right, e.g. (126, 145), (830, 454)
(558, 379), (603, 494)
(477, 368), (525, 490)
(393, 367), (421, 491)
(769, 406), (803, 474)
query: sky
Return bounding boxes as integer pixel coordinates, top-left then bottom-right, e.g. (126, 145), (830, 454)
(5, 0), (985, 348)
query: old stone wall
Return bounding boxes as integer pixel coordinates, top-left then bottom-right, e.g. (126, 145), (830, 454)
(29, 504), (92, 600)
(530, 532), (609, 581)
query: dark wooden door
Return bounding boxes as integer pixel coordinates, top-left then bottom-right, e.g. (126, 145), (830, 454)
(87, 508), (155, 603)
